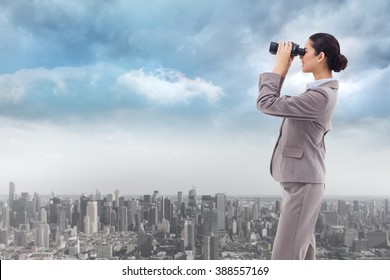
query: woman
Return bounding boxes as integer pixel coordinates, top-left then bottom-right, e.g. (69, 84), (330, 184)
(257, 33), (347, 259)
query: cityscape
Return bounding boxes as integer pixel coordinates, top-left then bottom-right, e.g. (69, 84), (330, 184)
(1, 181), (389, 260)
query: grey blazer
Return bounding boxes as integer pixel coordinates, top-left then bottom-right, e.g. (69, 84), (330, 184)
(257, 72), (338, 183)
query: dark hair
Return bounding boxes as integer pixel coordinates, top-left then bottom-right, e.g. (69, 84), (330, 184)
(309, 33), (348, 72)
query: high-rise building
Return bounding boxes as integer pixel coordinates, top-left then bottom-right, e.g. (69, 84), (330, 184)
(201, 195), (213, 210)
(8, 182), (15, 211)
(152, 191), (159, 204)
(14, 230), (28, 246)
(58, 206), (67, 232)
(188, 189), (197, 208)
(203, 209), (218, 236)
(120, 206), (128, 232)
(203, 234), (220, 260)
(86, 201), (98, 233)
(353, 200), (360, 212)
(0, 229), (9, 245)
(275, 200), (281, 214)
(209, 235), (220, 260)
(366, 230), (389, 248)
(1, 206), (10, 229)
(129, 199), (138, 223)
(33, 192), (41, 221)
(84, 216), (91, 235)
(216, 193), (226, 232)
(385, 199), (389, 217)
(35, 223), (50, 247)
(95, 189), (103, 201)
(78, 195), (89, 232)
(40, 207), (48, 224)
(138, 232), (153, 258)
(115, 190), (120, 209)
(320, 210), (338, 225)
(338, 200), (349, 216)
(163, 197), (172, 223)
(343, 228), (359, 247)
(186, 221), (195, 256)
(177, 191), (183, 207)
(203, 235), (210, 260)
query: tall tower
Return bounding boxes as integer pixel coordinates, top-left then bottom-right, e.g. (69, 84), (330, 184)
(86, 201), (98, 233)
(40, 207), (48, 224)
(216, 193), (226, 232)
(177, 191), (183, 207)
(8, 182), (15, 211)
(188, 188), (197, 208)
(152, 191), (159, 204)
(95, 189), (103, 201)
(35, 223), (50, 247)
(1, 206), (10, 228)
(163, 197), (172, 223)
(209, 235), (220, 260)
(114, 190), (120, 209)
(120, 206), (128, 232)
(78, 195), (89, 232)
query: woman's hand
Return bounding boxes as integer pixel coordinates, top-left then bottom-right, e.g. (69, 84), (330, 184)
(272, 41), (295, 77)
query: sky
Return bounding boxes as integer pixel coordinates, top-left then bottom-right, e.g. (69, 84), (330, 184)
(0, 0), (389, 197)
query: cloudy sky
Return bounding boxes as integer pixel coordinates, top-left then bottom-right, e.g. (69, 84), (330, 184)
(0, 0), (389, 197)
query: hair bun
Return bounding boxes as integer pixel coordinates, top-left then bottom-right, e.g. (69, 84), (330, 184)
(331, 53), (348, 72)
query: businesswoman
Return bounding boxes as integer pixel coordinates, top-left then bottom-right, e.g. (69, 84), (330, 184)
(257, 33), (347, 259)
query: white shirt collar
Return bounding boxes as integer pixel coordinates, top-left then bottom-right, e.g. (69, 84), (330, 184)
(306, 78), (336, 91)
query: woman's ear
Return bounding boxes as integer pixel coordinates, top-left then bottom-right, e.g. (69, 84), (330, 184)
(318, 52), (326, 63)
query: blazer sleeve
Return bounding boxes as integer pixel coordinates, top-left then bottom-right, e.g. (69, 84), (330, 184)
(257, 72), (329, 120)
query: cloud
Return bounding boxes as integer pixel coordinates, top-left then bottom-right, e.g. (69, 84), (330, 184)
(336, 65), (390, 121)
(0, 64), (224, 127)
(116, 68), (224, 105)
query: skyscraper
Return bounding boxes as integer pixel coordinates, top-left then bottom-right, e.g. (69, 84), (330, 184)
(203, 234), (220, 260)
(138, 232), (153, 258)
(95, 189), (103, 201)
(86, 201), (98, 233)
(216, 193), (226, 232)
(188, 188), (197, 208)
(177, 191), (183, 207)
(120, 206), (128, 232)
(338, 200), (349, 216)
(115, 190), (120, 209)
(209, 235), (220, 260)
(35, 223), (50, 247)
(40, 207), (48, 224)
(163, 197), (172, 223)
(8, 182), (15, 211)
(1, 206), (10, 229)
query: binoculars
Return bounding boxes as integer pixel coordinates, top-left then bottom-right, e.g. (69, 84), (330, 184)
(269, 41), (306, 56)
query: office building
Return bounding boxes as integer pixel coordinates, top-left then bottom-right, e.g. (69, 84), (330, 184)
(35, 223), (50, 247)
(188, 189), (197, 208)
(138, 232), (153, 258)
(216, 193), (226, 232)
(8, 182), (15, 211)
(1, 206), (10, 229)
(86, 201), (98, 233)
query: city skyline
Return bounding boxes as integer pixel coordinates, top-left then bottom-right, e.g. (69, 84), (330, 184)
(1, 0), (390, 196)
(1, 181), (389, 260)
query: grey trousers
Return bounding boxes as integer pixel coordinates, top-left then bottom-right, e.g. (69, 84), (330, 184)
(271, 182), (324, 260)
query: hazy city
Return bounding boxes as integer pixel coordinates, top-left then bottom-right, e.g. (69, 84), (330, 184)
(0, 181), (389, 260)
